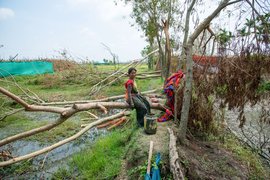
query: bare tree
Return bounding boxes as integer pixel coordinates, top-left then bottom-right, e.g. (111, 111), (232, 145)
(178, 0), (242, 142)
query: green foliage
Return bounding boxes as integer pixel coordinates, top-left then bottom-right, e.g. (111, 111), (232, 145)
(0, 114), (46, 137)
(69, 127), (135, 179)
(141, 45), (156, 70)
(223, 134), (267, 178)
(240, 13), (270, 40)
(128, 161), (147, 177)
(217, 29), (234, 46)
(51, 167), (73, 180)
(258, 81), (270, 93)
(215, 85), (227, 96)
(0, 160), (33, 176)
(31, 121), (79, 143)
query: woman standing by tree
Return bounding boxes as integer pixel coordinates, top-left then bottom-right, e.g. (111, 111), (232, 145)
(125, 67), (151, 127)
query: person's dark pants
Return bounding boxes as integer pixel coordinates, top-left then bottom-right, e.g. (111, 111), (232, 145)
(132, 94), (151, 127)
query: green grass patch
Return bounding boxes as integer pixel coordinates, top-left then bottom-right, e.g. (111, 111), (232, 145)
(258, 81), (270, 93)
(0, 114), (47, 136)
(223, 134), (267, 178)
(71, 129), (133, 179)
(52, 111), (138, 179)
(0, 160), (33, 176)
(28, 120), (79, 143)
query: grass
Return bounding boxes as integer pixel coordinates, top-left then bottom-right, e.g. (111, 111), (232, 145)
(0, 160), (33, 176)
(29, 120), (80, 143)
(0, 114), (47, 137)
(72, 128), (135, 179)
(52, 113), (138, 179)
(222, 134), (267, 178)
(4, 63), (268, 179)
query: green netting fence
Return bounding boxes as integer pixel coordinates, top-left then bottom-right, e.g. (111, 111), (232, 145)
(0, 61), (54, 77)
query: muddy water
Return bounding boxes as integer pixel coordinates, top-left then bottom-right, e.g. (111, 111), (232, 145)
(0, 111), (109, 179)
(224, 101), (270, 165)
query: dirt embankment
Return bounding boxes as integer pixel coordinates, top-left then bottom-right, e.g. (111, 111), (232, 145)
(117, 120), (269, 179)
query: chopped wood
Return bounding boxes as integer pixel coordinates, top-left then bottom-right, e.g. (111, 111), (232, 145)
(86, 111), (98, 119)
(96, 119), (121, 129)
(107, 116), (127, 130)
(167, 128), (185, 180)
(82, 117), (124, 128)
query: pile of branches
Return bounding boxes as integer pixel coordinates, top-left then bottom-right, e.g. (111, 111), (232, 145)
(214, 55), (270, 127)
(174, 54), (270, 134)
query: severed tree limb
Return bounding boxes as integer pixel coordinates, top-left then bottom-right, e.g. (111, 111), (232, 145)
(167, 128), (185, 180)
(107, 116), (127, 130)
(96, 118), (122, 129)
(82, 116), (124, 128)
(96, 103), (108, 114)
(0, 86), (164, 146)
(40, 89), (159, 106)
(26, 88), (45, 103)
(0, 111), (130, 167)
(85, 111), (98, 119)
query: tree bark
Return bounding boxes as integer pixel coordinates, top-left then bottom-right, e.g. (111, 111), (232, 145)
(168, 128), (185, 180)
(178, 0), (236, 142)
(179, 0), (196, 70)
(40, 89), (159, 106)
(0, 87), (164, 146)
(163, 19), (172, 80)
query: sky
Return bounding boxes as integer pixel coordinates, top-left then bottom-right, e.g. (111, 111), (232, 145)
(0, 0), (147, 62)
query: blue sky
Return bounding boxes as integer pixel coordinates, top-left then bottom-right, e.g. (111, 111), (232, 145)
(0, 0), (147, 62)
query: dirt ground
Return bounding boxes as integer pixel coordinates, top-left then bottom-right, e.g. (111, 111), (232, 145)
(116, 120), (270, 180)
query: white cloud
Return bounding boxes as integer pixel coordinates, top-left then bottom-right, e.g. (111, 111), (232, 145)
(0, 8), (15, 21)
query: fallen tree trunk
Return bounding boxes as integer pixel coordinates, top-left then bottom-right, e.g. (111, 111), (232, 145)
(136, 74), (161, 79)
(39, 89), (159, 106)
(0, 111), (130, 167)
(167, 128), (185, 180)
(0, 86), (165, 146)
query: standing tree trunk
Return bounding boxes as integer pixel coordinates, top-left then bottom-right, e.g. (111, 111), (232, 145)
(178, 0), (196, 71)
(163, 19), (172, 80)
(156, 33), (165, 76)
(178, 0), (236, 143)
(174, 0), (196, 121)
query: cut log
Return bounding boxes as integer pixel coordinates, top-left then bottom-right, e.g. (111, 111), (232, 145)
(107, 116), (127, 130)
(39, 89), (159, 106)
(167, 128), (185, 180)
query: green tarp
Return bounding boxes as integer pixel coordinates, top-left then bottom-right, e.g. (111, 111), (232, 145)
(0, 61), (54, 77)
